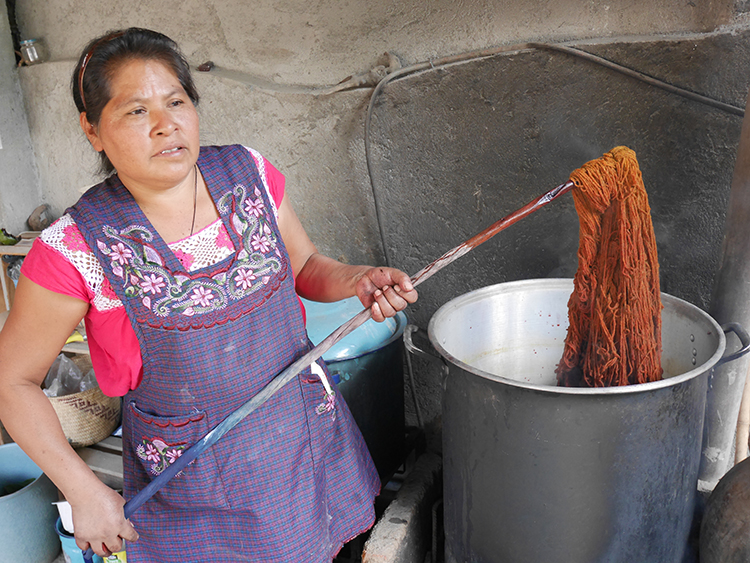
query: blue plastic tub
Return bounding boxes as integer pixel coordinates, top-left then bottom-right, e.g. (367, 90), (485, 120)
(55, 517), (105, 563)
(0, 442), (60, 563)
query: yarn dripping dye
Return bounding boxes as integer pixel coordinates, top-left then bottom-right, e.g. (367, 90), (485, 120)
(556, 146), (663, 388)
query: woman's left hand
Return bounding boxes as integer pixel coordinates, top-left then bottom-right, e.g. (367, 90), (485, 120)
(355, 267), (418, 322)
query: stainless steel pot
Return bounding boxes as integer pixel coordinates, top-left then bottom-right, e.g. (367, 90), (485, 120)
(424, 278), (749, 563)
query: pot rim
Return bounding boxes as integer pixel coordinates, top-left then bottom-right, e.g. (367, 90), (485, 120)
(427, 278), (726, 395)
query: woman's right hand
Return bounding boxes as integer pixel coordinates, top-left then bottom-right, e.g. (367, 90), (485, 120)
(70, 483), (139, 556)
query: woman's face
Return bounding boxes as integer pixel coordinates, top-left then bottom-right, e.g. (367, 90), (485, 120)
(81, 58), (200, 193)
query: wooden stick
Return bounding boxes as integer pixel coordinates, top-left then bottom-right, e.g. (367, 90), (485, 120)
(139, 177), (575, 505)
(83, 178), (574, 561)
(409, 180), (575, 286)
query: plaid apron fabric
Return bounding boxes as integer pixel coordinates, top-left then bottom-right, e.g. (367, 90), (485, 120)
(68, 145), (380, 562)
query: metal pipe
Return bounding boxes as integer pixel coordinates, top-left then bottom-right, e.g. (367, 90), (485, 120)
(700, 90), (750, 490)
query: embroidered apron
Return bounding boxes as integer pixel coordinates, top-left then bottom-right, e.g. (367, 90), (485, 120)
(68, 145), (380, 562)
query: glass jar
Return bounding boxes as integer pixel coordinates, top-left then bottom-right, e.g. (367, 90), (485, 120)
(19, 39), (46, 65)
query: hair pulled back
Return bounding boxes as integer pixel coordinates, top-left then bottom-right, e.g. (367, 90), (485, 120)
(71, 28), (199, 174)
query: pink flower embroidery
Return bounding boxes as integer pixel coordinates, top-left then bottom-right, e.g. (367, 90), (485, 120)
(109, 242), (132, 265)
(251, 233), (270, 253)
(136, 437), (186, 476)
(152, 438), (168, 451)
(244, 197), (265, 217)
(144, 443), (160, 463)
(173, 248), (195, 271)
(216, 225), (234, 250)
(234, 269), (257, 290)
(191, 286), (215, 307)
(140, 274), (165, 295)
(316, 392), (337, 421)
(62, 224), (90, 253)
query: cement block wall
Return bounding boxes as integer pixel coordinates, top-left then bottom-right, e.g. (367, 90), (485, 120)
(369, 31), (750, 423)
(1, 1), (749, 430)
(0, 3), (40, 233)
(2, 0), (740, 260)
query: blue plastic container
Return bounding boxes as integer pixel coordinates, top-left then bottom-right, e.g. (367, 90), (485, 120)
(0, 442), (60, 563)
(301, 296), (406, 363)
(55, 517), (104, 563)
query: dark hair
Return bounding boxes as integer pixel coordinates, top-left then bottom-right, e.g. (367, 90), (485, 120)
(71, 28), (200, 174)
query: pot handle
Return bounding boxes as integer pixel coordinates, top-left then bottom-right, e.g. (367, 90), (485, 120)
(717, 322), (750, 366)
(403, 324), (443, 364)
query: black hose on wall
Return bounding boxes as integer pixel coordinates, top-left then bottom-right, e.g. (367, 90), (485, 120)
(364, 41), (745, 268)
(4, 0), (20, 65)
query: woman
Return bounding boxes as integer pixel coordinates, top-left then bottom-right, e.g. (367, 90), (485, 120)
(0, 28), (417, 561)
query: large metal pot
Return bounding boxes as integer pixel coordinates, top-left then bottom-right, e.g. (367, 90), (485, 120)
(427, 278), (749, 563)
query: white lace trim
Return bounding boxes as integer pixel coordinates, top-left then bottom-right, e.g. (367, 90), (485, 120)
(42, 147), (278, 312)
(40, 215), (123, 312)
(245, 146), (279, 218)
(170, 219), (234, 271)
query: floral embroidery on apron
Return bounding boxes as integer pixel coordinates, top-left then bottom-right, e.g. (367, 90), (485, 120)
(93, 182), (282, 318)
(136, 437), (187, 476)
(312, 361), (337, 420)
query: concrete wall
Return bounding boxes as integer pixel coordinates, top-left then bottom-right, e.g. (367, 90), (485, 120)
(2, 0), (749, 430)
(5, 0), (739, 261)
(0, 3), (40, 233)
(13, 1), (736, 85)
(371, 31), (750, 425)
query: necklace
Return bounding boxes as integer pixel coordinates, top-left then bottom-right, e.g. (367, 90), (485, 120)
(189, 165), (198, 237)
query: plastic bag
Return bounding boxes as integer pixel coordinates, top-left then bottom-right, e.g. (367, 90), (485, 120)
(42, 354), (98, 398)
(5, 256), (23, 283)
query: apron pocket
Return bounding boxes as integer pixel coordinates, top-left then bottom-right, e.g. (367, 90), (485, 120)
(127, 401), (230, 510)
(300, 361), (337, 471)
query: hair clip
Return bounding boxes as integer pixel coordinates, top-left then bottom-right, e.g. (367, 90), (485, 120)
(78, 30), (126, 111)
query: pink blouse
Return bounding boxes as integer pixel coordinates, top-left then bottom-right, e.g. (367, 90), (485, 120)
(21, 148), (286, 397)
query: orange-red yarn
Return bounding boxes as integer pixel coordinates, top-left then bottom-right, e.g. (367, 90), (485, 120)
(556, 146), (663, 387)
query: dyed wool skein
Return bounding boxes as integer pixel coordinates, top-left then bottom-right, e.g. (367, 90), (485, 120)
(556, 146), (663, 387)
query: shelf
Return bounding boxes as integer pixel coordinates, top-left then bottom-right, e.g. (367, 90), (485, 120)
(62, 340), (90, 355)
(0, 231), (90, 355)
(0, 234), (37, 256)
(0, 231), (40, 311)
(76, 436), (123, 490)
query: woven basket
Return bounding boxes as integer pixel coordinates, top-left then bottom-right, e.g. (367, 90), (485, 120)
(49, 386), (121, 448)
